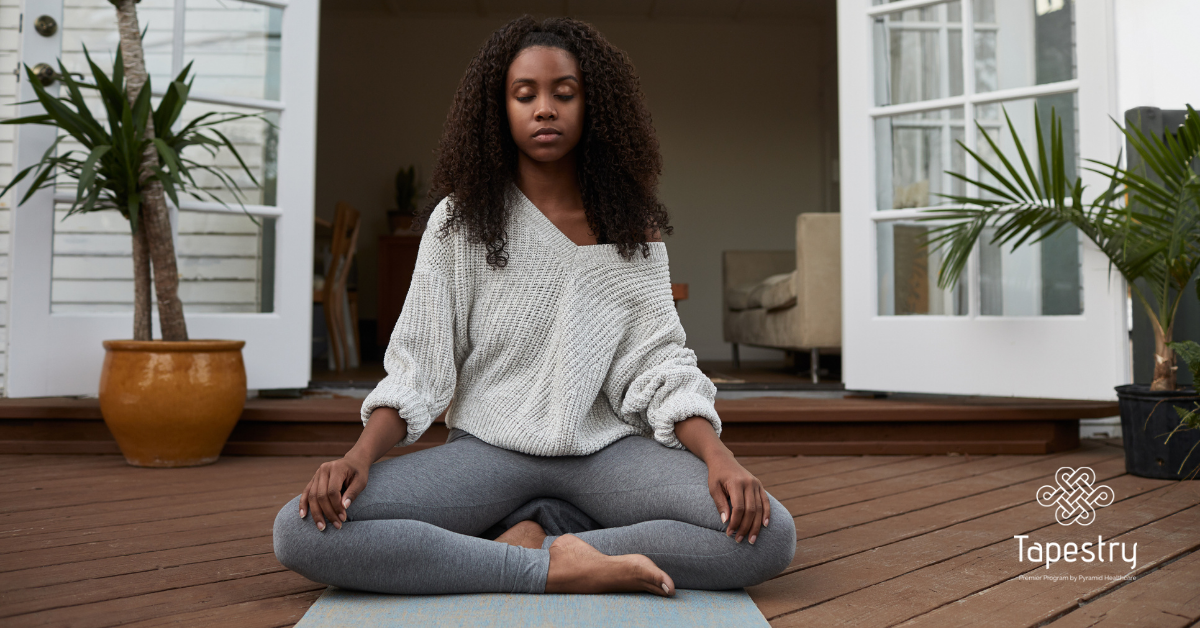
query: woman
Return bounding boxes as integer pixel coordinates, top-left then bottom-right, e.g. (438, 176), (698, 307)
(273, 15), (795, 597)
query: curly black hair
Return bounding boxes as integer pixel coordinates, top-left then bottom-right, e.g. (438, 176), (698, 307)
(414, 15), (672, 269)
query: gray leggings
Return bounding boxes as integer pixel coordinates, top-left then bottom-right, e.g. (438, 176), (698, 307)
(272, 429), (795, 594)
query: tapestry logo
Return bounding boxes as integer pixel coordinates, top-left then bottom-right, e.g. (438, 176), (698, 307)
(1036, 466), (1115, 526)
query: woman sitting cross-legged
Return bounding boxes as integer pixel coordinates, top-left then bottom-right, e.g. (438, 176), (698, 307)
(272, 15), (796, 597)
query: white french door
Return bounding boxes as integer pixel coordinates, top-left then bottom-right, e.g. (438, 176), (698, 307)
(838, 0), (1129, 400)
(4, 0), (318, 396)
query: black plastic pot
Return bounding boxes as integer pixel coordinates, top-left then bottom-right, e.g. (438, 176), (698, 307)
(1115, 384), (1200, 480)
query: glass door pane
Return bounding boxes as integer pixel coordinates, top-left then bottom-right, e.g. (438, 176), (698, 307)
(973, 0), (1076, 94)
(877, 221), (967, 316)
(974, 95), (1082, 316)
(873, 0), (964, 107)
(875, 106), (966, 211)
(184, 0), (283, 101)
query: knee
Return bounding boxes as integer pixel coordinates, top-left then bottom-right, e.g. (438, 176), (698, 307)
(749, 497), (796, 585)
(272, 495), (308, 572)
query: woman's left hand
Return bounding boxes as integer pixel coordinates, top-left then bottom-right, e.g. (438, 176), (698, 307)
(705, 452), (770, 545)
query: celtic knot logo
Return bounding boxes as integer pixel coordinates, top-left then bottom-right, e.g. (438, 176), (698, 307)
(1036, 466), (1115, 526)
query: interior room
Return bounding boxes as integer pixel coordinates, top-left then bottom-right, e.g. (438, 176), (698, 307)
(310, 0), (841, 387)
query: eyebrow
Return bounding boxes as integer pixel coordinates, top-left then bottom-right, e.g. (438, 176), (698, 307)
(511, 75), (580, 87)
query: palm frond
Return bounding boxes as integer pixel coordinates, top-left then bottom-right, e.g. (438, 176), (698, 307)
(921, 104), (1200, 341)
(2, 46), (270, 235)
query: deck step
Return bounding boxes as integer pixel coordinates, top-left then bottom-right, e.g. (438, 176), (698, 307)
(0, 395), (1118, 456)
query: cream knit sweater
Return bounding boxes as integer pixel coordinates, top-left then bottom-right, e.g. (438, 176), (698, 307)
(360, 187), (722, 456)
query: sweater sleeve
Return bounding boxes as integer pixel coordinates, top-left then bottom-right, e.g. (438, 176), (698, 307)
(619, 305), (722, 450)
(359, 204), (459, 448)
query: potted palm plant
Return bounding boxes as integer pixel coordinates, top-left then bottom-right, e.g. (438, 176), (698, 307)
(1, 1), (269, 467)
(921, 104), (1200, 480)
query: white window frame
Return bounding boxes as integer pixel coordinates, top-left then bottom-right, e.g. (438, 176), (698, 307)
(838, 0), (1129, 399)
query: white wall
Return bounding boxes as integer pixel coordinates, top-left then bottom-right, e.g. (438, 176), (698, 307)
(1114, 0), (1200, 115)
(316, 10), (838, 362)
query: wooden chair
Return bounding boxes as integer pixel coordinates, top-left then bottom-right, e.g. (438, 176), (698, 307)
(318, 202), (361, 372)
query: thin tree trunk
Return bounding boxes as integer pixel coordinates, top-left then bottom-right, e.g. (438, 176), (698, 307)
(131, 217), (152, 341)
(1151, 316), (1177, 391)
(113, 0), (188, 341)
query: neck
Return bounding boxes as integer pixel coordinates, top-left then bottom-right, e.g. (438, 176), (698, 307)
(515, 150), (583, 213)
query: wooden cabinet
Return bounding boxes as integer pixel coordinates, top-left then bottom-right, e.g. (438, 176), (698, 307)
(377, 235), (421, 347)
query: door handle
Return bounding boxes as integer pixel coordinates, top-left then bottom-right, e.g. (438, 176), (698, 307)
(31, 63), (58, 86)
(34, 15), (58, 37)
(29, 64), (84, 87)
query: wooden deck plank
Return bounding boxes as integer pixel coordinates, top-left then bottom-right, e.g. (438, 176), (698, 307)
(1045, 548), (1200, 628)
(0, 553), (290, 617)
(766, 455), (968, 502)
(754, 456), (919, 488)
(1, 570), (326, 628)
(894, 505), (1200, 628)
(5, 459), (330, 516)
(787, 450), (1125, 545)
(781, 452), (1060, 517)
(0, 456), (324, 499)
(785, 448), (1123, 564)
(2, 482), (305, 540)
(735, 455), (790, 468)
(739, 456), (854, 475)
(0, 507), (281, 571)
(0, 455), (124, 474)
(4, 481), (302, 535)
(767, 493), (1200, 627)
(118, 590), (325, 628)
(0, 537), (274, 592)
(748, 470), (1176, 620)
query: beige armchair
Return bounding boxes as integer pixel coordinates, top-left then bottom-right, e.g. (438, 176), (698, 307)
(722, 213), (841, 382)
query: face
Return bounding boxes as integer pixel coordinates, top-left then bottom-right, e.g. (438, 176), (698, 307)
(505, 45), (584, 164)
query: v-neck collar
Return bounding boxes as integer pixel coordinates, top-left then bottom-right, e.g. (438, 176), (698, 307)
(511, 186), (668, 264)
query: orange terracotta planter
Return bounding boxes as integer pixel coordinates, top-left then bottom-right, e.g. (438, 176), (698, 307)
(99, 340), (247, 468)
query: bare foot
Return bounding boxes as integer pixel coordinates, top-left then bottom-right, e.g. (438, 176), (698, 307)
(495, 520), (547, 550)
(546, 534), (675, 597)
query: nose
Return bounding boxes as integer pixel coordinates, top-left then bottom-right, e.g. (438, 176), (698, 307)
(534, 96), (556, 122)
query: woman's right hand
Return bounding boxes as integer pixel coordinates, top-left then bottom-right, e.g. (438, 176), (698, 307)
(299, 454), (371, 531)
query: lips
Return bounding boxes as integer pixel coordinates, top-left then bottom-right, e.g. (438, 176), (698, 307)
(533, 127), (562, 138)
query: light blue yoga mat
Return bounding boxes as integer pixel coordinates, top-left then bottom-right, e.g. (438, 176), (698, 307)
(294, 586), (770, 627)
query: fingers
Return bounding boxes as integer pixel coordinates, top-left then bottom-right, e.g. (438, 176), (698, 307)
(331, 468), (350, 527)
(303, 460), (365, 533)
(736, 482), (758, 543)
(726, 481), (744, 538)
(318, 466), (347, 530)
(708, 482), (729, 526)
(344, 471), (368, 512)
(746, 485), (764, 546)
(315, 467), (340, 532)
(299, 478), (311, 519)
(762, 487), (772, 528)
(660, 572), (676, 597)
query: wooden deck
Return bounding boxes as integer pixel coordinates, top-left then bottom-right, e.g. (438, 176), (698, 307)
(0, 394), (1118, 456)
(2, 439), (1197, 627)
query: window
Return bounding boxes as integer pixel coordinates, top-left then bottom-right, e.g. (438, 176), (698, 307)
(870, 0), (1082, 316)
